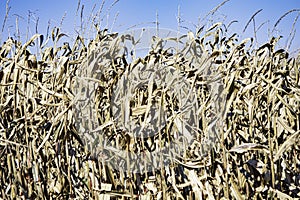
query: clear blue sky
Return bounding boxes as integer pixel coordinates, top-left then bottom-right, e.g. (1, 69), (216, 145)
(0, 0), (299, 53)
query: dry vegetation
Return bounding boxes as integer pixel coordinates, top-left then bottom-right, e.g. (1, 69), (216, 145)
(0, 2), (300, 200)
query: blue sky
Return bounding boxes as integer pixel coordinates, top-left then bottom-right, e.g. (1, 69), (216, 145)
(0, 0), (299, 53)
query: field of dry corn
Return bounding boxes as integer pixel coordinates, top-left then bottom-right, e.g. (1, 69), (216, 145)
(0, 5), (300, 200)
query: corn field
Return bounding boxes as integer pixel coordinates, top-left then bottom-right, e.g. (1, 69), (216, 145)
(0, 4), (300, 200)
